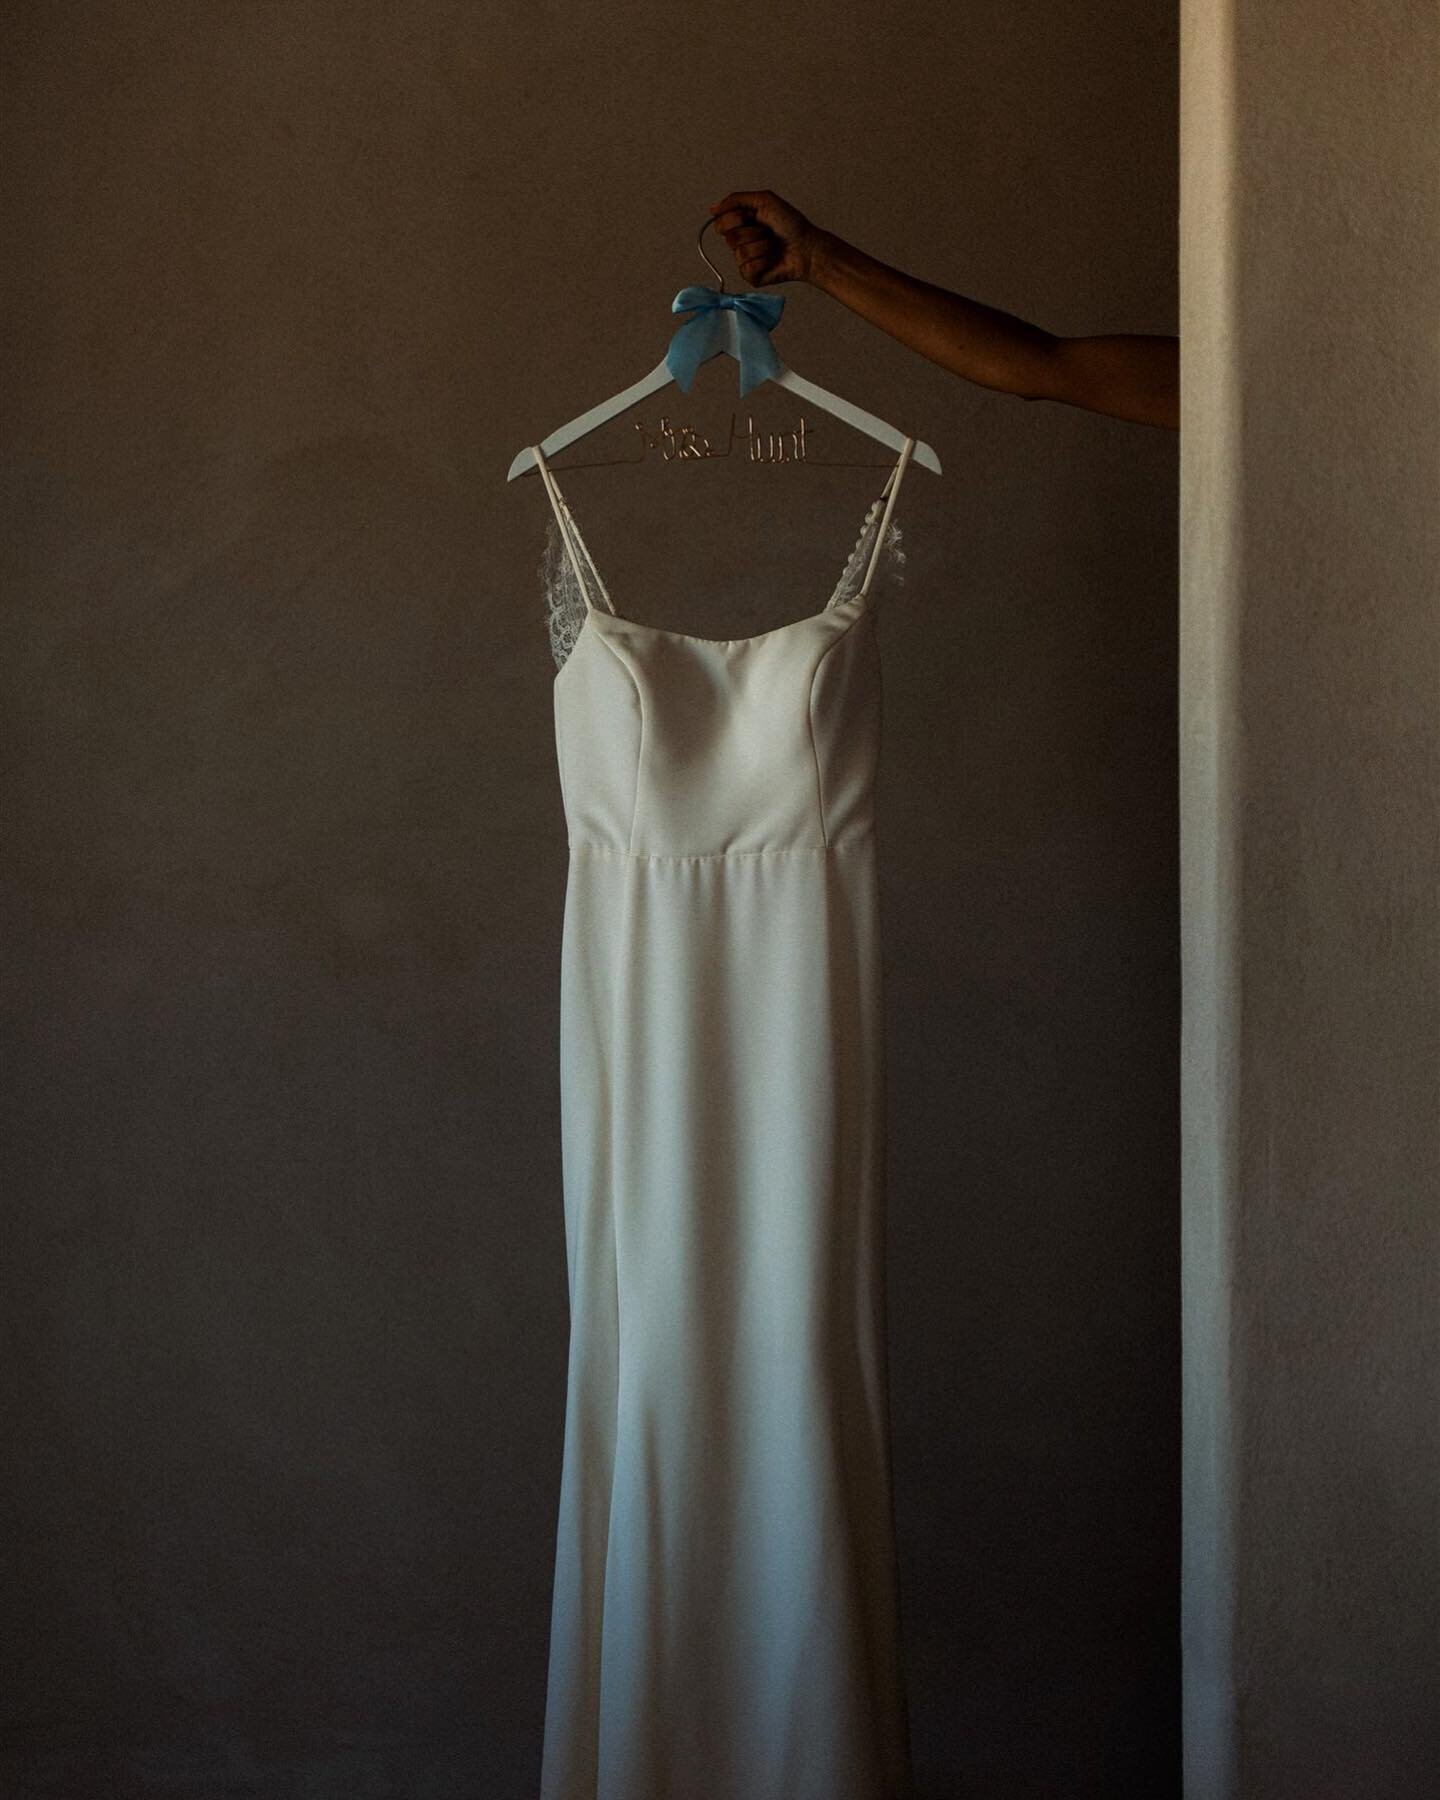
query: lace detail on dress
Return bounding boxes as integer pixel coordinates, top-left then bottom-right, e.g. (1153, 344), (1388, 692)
(541, 513), (590, 673)
(824, 495), (908, 611)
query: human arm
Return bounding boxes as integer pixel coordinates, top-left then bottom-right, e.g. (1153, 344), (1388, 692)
(707, 190), (1179, 431)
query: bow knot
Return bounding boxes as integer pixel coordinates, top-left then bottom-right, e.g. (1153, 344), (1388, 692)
(665, 285), (786, 398)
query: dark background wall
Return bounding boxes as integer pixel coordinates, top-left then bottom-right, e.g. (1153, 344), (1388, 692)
(1, 4), (1179, 1795)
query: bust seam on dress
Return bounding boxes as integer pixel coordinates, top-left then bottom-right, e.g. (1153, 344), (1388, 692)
(806, 639), (829, 848)
(807, 603), (876, 849)
(553, 689), (570, 821)
(579, 625), (647, 857)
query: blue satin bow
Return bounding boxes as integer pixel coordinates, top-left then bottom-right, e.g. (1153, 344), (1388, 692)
(665, 285), (786, 398)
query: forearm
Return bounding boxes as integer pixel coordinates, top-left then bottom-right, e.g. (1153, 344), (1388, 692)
(808, 229), (1056, 398)
(807, 229), (1179, 429)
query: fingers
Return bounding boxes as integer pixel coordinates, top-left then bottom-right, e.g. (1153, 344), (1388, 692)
(708, 190), (767, 215)
(706, 190), (795, 285)
(707, 190), (770, 235)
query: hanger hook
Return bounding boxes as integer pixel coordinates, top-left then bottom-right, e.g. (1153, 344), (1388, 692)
(696, 216), (728, 293)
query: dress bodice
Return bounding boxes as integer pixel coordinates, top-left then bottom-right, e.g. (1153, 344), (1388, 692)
(553, 594), (883, 860)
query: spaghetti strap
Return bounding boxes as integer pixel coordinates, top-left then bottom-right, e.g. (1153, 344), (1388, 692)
(854, 435), (917, 601)
(531, 445), (616, 616)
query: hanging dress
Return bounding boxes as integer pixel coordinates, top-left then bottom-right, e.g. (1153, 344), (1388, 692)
(532, 436), (918, 1800)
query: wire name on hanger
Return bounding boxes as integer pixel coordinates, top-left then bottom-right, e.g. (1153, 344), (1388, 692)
(631, 414), (818, 464)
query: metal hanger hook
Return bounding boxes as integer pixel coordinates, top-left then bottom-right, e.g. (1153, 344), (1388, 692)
(696, 216), (728, 293)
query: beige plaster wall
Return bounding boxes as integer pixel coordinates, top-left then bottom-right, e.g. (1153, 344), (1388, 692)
(1180, 1), (1440, 1793)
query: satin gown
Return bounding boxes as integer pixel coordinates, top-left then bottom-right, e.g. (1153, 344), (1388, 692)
(531, 435), (918, 1800)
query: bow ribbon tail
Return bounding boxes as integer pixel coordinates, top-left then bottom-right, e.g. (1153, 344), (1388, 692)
(729, 311), (783, 398)
(665, 307), (725, 394)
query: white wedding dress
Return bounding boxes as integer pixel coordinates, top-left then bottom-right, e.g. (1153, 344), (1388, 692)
(532, 436), (918, 1800)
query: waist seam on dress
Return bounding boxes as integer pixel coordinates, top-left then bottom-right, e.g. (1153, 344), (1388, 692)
(567, 837), (874, 864)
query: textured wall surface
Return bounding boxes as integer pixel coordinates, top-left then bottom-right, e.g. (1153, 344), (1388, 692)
(2, 4), (1179, 1794)
(1180, 1), (1440, 1795)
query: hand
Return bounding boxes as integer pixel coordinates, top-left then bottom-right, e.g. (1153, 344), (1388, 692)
(706, 190), (828, 288)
